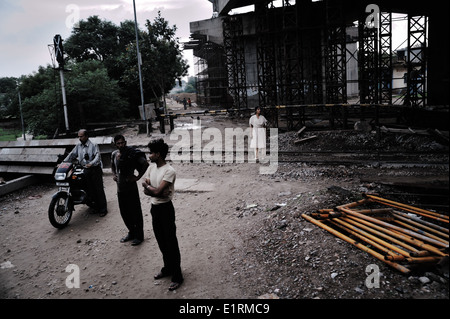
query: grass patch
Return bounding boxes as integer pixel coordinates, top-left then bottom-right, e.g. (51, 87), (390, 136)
(0, 127), (22, 141)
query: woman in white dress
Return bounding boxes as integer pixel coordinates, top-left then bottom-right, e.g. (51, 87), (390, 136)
(249, 106), (268, 162)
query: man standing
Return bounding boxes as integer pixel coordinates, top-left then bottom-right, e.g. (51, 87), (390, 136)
(142, 138), (183, 291)
(111, 135), (149, 246)
(64, 129), (108, 216)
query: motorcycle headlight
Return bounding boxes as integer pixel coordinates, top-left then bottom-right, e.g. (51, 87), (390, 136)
(55, 172), (67, 181)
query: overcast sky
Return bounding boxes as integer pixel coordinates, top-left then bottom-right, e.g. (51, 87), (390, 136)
(0, 0), (214, 78)
(1, 1), (410, 79)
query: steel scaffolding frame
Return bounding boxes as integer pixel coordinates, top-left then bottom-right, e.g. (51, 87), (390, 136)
(358, 18), (379, 104)
(405, 15), (427, 107)
(379, 11), (392, 105)
(277, 1), (304, 106)
(324, 0), (347, 104)
(255, 2), (278, 127)
(188, 0), (436, 129)
(190, 34), (228, 108)
(223, 15), (248, 109)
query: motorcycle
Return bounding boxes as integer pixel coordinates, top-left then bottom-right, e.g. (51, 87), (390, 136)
(48, 160), (90, 228)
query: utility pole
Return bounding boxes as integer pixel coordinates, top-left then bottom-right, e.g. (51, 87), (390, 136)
(133, 0), (149, 135)
(17, 81), (26, 140)
(53, 34), (69, 132)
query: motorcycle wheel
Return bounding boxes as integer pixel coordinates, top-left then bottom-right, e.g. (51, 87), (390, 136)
(48, 193), (73, 229)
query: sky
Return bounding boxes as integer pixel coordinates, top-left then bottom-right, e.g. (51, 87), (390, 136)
(0, 0), (214, 79)
(0, 0), (410, 80)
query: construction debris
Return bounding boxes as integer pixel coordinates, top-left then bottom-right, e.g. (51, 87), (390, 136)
(302, 194), (449, 275)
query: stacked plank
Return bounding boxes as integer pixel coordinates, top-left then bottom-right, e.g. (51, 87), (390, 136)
(302, 194), (449, 275)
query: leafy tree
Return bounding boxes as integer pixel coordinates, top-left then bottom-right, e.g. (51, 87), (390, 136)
(65, 60), (126, 129)
(18, 61), (125, 136)
(119, 12), (189, 111)
(184, 77), (197, 93)
(64, 16), (138, 117)
(19, 66), (61, 136)
(0, 77), (19, 117)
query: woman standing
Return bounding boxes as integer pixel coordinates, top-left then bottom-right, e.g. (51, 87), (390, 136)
(249, 107), (268, 162)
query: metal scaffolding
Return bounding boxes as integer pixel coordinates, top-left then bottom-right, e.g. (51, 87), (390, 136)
(186, 34), (229, 108)
(405, 15), (427, 107)
(186, 0), (441, 126)
(255, 2), (278, 126)
(324, 0), (347, 104)
(379, 11), (393, 105)
(223, 15), (248, 109)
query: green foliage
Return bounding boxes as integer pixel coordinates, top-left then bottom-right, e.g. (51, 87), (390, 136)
(119, 12), (189, 103)
(0, 77), (19, 117)
(184, 77), (197, 93)
(1, 12), (188, 135)
(17, 61), (125, 136)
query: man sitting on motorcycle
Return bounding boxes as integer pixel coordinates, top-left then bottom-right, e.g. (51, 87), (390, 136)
(63, 129), (108, 217)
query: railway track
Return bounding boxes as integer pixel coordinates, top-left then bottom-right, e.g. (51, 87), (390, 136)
(169, 149), (449, 167)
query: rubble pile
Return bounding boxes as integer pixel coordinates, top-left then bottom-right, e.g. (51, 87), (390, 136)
(229, 128), (449, 299)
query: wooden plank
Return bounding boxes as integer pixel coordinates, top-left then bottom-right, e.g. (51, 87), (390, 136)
(0, 137), (112, 148)
(0, 148), (65, 163)
(0, 165), (55, 175)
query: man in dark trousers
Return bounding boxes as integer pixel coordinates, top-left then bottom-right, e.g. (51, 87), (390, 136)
(111, 135), (149, 246)
(64, 129), (108, 216)
(142, 138), (183, 291)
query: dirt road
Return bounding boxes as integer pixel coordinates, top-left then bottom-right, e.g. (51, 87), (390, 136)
(1, 101), (448, 305)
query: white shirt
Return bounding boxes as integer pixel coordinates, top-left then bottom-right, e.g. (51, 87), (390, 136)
(146, 163), (176, 205)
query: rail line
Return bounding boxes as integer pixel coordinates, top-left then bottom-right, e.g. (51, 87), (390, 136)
(167, 149), (449, 167)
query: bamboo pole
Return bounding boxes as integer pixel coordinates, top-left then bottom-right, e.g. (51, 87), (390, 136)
(342, 216), (420, 254)
(330, 218), (410, 257)
(393, 219), (449, 244)
(365, 194), (449, 223)
(353, 208), (394, 214)
(338, 206), (449, 249)
(393, 210), (449, 235)
(343, 214), (448, 257)
(301, 214), (411, 274)
(332, 218), (444, 265)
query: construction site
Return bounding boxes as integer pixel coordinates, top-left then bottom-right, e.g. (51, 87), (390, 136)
(0, 0), (448, 302)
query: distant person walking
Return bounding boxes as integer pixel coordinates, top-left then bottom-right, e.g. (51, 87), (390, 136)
(182, 97), (187, 110)
(249, 107), (268, 162)
(142, 139), (183, 291)
(111, 135), (149, 246)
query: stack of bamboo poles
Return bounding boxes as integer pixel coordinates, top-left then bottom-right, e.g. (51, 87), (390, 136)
(302, 194), (449, 275)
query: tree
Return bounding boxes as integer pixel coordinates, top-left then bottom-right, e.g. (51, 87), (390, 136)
(184, 77), (197, 93)
(0, 77), (19, 117)
(64, 16), (138, 117)
(18, 62), (126, 136)
(65, 60), (126, 129)
(119, 12), (189, 111)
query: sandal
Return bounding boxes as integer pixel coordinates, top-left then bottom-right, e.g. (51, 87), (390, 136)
(154, 271), (169, 280)
(169, 281), (182, 291)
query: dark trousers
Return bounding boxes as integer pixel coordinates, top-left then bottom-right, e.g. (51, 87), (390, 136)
(151, 201), (183, 283)
(118, 183), (144, 240)
(85, 165), (107, 213)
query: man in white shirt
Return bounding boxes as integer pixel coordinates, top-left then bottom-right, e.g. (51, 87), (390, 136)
(142, 138), (183, 291)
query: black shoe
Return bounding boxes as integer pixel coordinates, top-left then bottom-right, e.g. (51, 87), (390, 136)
(120, 234), (133, 243)
(131, 238), (143, 246)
